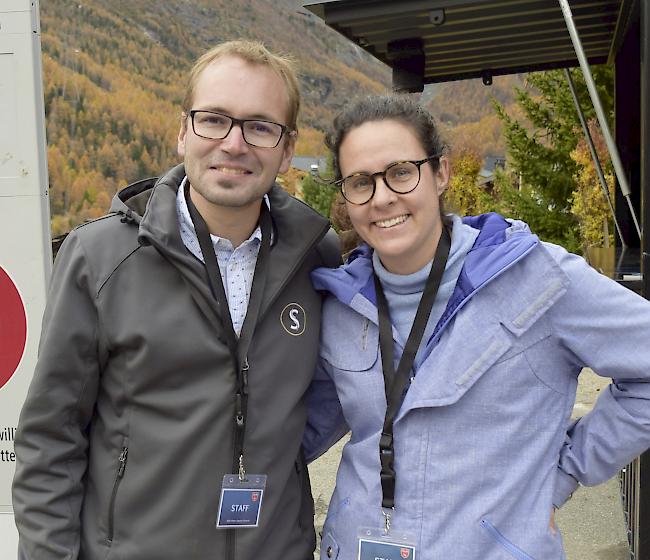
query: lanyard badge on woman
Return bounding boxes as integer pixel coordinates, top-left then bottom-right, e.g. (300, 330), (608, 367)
(186, 185), (271, 530)
(357, 227), (451, 560)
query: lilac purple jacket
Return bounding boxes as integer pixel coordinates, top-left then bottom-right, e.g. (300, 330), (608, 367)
(304, 213), (650, 560)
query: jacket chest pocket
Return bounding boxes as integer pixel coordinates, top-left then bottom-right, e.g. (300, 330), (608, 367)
(405, 322), (514, 409)
(320, 315), (383, 428)
(321, 315), (380, 373)
(495, 313), (572, 396)
(405, 313), (558, 412)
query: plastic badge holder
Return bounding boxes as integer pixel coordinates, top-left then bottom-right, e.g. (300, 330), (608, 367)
(357, 527), (417, 560)
(216, 474), (267, 529)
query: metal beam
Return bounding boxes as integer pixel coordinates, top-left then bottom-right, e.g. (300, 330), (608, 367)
(559, 0), (642, 241)
(608, 0), (639, 63)
(420, 57), (609, 85)
(614, 2), (640, 252)
(424, 46), (609, 74)
(308, 0), (440, 25)
(642, 0), (650, 297)
(564, 68), (626, 248)
(416, 30), (613, 57)
(348, 6), (620, 43)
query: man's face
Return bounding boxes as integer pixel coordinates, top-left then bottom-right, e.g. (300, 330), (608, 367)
(178, 56), (295, 211)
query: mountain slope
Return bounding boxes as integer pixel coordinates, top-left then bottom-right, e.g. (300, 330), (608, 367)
(41, 0), (390, 233)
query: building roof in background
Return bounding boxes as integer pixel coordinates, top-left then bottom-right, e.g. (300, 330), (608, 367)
(303, 0), (634, 84)
(291, 155), (328, 173)
(479, 155), (506, 184)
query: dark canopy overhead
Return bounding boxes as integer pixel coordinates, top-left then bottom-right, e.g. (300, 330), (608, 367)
(304, 0), (635, 86)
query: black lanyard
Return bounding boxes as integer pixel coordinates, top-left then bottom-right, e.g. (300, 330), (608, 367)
(186, 186), (272, 478)
(374, 226), (451, 511)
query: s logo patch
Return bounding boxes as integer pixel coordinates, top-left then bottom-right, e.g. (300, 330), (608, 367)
(280, 303), (306, 336)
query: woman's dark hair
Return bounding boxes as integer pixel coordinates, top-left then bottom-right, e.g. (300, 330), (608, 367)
(326, 94), (450, 227)
(325, 94), (447, 182)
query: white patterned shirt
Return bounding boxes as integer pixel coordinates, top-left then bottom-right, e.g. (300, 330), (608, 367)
(176, 177), (268, 335)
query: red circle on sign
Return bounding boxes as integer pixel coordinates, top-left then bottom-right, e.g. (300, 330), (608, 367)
(0, 267), (27, 390)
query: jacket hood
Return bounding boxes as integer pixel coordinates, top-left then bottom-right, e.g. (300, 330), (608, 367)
(109, 170), (174, 225)
(311, 212), (538, 309)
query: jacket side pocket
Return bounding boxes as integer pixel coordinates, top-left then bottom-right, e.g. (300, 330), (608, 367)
(107, 444), (129, 544)
(480, 519), (536, 560)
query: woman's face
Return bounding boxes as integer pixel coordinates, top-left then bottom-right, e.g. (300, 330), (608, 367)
(339, 119), (449, 274)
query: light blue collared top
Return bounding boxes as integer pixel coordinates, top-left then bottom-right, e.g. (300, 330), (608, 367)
(176, 176), (269, 335)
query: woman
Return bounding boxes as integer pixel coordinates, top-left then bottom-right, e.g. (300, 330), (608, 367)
(303, 94), (650, 560)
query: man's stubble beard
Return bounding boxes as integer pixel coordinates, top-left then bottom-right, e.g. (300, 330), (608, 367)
(192, 178), (269, 209)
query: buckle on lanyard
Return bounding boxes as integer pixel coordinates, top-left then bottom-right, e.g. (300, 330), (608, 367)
(379, 432), (396, 509)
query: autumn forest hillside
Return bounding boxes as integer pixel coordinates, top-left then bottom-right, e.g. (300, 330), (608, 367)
(41, 0), (520, 234)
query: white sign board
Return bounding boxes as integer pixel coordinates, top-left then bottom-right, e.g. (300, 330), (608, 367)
(0, 0), (51, 552)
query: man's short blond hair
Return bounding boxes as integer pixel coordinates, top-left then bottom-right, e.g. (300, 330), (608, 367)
(182, 40), (300, 131)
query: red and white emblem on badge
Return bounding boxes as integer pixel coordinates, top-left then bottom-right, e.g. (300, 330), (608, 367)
(400, 548), (410, 559)
(251, 492), (259, 502)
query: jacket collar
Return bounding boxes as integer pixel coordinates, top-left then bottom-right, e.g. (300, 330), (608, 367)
(110, 164), (331, 328)
(312, 212), (539, 324)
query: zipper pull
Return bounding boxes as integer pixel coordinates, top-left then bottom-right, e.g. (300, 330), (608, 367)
(241, 357), (249, 395)
(117, 447), (129, 477)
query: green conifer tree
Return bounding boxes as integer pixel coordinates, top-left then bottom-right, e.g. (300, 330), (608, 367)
(493, 67), (613, 253)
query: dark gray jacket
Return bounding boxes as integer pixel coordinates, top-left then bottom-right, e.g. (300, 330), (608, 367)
(13, 165), (339, 560)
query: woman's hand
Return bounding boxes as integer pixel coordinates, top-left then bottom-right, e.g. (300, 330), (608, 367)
(550, 508), (557, 536)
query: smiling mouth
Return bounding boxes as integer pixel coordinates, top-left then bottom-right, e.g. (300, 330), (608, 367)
(374, 214), (409, 228)
(212, 166), (251, 175)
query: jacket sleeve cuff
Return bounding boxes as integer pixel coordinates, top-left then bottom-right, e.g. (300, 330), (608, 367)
(553, 467), (580, 508)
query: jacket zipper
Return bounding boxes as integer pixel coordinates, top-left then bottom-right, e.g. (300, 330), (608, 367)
(226, 423), (239, 560)
(430, 241), (540, 343)
(224, 222), (330, 560)
(480, 519), (536, 560)
(107, 447), (129, 543)
(226, 516), (236, 560)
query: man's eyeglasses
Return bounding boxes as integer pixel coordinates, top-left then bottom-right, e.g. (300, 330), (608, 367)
(334, 154), (442, 205)
(188, 110), (295, 148)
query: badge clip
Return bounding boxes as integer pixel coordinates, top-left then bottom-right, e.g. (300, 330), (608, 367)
(382, 508), (393, 534)
(238, 454), (246, 481)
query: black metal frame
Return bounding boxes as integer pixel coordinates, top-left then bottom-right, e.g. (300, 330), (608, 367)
(617, 2), (650, 554)
(636, 0), (650, 554)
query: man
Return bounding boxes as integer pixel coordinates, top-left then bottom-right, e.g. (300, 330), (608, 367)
(13, 40), (339, 560)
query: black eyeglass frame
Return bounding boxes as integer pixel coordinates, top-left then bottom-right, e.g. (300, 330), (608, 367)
(187, 109), (295, 148)
(334, 154), (443, 205)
